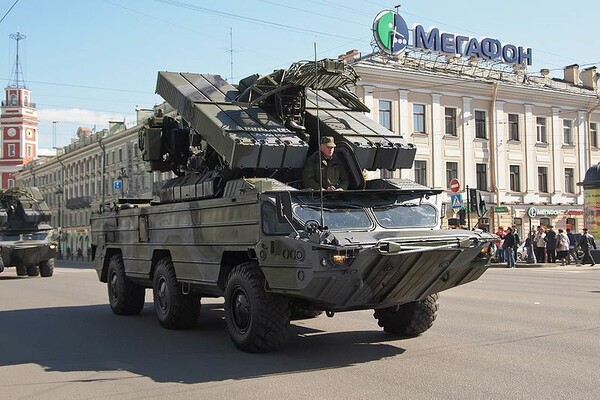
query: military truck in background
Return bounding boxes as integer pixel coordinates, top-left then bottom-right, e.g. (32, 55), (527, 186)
(0, 188), (58, 277)
(91, 59), (496, 352)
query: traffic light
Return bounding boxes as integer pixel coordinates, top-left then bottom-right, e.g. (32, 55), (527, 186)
(468, 188), (487, 218)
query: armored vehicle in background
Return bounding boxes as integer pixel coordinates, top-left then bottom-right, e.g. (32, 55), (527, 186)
(0, 188), (57, 277)
(91, 59), (496, 352)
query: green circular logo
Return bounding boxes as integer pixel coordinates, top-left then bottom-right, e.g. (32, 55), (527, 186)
(372, 10), (409, 55)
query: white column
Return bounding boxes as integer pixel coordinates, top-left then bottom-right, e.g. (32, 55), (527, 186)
(551, 107), (561, 199)
(494, 101), (507, 193)
(523, 104), (536, 202)
(577, 110), (588, 202)
(431, 93), (443, 189)
(398, 89), (411, 179)
(462, 97), (475, 186)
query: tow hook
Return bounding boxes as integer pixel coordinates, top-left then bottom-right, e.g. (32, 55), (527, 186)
(326, 310), (335, 318)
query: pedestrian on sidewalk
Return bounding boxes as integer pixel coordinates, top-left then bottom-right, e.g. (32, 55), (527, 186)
(502, 227), (516, 268)
(545, 226), (557, 263)
(578, 228), (597, 266)
(533, 226), (546, 263)
(566, 228), (577, 264)
(513, 228), (521, 262)
(556, 228), (570, 265)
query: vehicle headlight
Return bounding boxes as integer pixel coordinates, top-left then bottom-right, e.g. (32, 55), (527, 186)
(328, 249), (359, 267)
(50, 244), (57, 250)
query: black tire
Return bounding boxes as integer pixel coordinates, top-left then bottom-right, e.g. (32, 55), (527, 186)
(39, 258), (54, 277)
(26, 265), (39, 277)
(152, 257), (200, 329)
(224, 262), (290, 353)
(16, 265), (27, 277)
(107, 254), (145, 315)
(374, 293), (439, 336)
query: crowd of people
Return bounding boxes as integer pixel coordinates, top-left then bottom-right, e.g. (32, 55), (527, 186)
(493, 225), (597, 267)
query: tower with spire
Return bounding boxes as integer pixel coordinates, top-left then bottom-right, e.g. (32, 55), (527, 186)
(0, 31), (39, 188)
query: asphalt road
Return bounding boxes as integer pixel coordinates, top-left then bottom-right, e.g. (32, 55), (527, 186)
(1, 264), (599, 400)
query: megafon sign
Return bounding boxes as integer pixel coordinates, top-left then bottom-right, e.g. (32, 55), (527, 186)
(373, 10), (532, 65)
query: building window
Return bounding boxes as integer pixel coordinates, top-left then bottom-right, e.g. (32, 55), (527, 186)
(379, 100), (392, 131)
(446, 162), (458, 186)
(413, 104), (426, 133)
(509, 165), (521, 192)
(8, 144), (15, 157)
(474, 110), (487, 139)
(10, 94), (17, 105)
(536, 117), (547, 143)
(538, 167), (549, 193)
(119, 148), (123, 162)
(476, 163), (487, 190)
(445, 107), (457, 136)
(414, 160), (427, 186)
(563, 119), (573, 144)
(591, 122), (598, 148)
(7, 178), (14, 188)
(508, 114), (519, 141)
(565, 168), (575, 194)
(27, 145), (33, 157)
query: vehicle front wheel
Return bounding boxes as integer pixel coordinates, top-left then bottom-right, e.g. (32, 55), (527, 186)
(152, 257), (200, 329)
(26, 265), (39, 277)
(224, 262), (290, 352)
(39, 258), (54, 277)
(107, 254), (145, 315)
(374, 293), (439, 336)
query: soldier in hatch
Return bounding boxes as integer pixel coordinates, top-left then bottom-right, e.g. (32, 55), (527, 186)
(302, 136), (348, 191)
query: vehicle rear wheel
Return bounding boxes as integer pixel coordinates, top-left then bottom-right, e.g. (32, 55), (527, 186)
(152, 257), (200, 329)
(16, 265), (27, 276)
(39, 258), (54, 277)
(374, 293), (439, 336)
(224, 262), (290, 352)
(107, 254), (145, 315)
(26, 265), (39, 277)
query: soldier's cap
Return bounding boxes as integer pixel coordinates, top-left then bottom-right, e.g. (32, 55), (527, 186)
(583, 227), (588, 231)
(320, 136), (336, 147)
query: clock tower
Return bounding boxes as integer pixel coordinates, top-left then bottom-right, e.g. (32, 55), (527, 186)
(0, 32), (38, 189)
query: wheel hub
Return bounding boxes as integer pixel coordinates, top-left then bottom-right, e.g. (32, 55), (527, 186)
(231, 286), (250, 333)
(157, 277), (169, 311)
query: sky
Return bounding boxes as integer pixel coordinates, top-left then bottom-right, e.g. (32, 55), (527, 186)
(0, 0), (598, 151)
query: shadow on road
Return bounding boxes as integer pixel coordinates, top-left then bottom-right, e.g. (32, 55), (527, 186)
(0, 303), (405, 384)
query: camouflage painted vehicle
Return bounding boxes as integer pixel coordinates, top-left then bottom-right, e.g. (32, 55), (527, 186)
(0, 188), (57, 277)
(91, 59), (496, 352)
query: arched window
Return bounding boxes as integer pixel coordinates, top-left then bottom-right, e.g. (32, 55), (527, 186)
(10, 94), (17, 105)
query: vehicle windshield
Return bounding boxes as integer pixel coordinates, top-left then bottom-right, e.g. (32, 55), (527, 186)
(294, 205), (372, 230)
(0, 234), (20, 241)
(22, 232), (48, 240)
(373, 202), (438, 228)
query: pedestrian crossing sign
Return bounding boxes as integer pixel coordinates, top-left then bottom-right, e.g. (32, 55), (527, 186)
(450, 194), (462, 210)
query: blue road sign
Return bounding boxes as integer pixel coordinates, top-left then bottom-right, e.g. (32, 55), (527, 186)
(450, 194), (463, 210)
(113, 180), (122, 190)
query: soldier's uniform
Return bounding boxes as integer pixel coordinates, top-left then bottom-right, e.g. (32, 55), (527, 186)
(301, 137), (348, 190)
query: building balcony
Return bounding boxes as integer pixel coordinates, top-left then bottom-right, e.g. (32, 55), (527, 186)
(66, 196), (91, 209)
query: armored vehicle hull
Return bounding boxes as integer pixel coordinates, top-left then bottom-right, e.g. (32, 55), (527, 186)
(92, 179), (494, 352)
(0, 188), (57, 278)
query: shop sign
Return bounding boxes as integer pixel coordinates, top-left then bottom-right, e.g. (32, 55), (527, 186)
(566, 210), (584, 215)
(372, 10), (532, 65)
(494, 206), (508, 213)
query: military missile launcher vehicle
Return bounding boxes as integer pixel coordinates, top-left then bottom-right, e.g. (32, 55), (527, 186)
(0, 188), (57, 277)
(91, 59), (496, 352)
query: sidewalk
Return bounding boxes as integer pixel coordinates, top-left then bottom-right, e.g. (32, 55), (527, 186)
(490, 261), (598, 268)
(55, 258), (93, 269)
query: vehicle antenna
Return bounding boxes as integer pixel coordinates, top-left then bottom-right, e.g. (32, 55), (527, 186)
(314, 42), (325, 229)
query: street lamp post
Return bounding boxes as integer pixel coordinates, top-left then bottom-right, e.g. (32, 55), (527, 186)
(55, 185), (63, 259)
